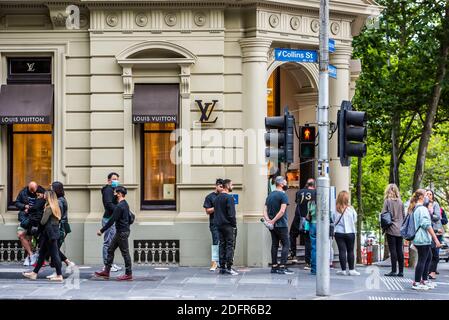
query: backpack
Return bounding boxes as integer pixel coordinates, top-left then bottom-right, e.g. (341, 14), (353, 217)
(400, 205), (421, 241)
(128, 210), (135, 225)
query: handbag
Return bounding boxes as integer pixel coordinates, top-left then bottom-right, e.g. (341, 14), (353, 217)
(330, 210), (345, 238)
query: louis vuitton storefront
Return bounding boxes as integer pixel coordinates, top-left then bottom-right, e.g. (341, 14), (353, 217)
(0, 0), (380, 266)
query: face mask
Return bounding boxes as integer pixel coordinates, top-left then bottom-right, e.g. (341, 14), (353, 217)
(282, 185), (288, 191)
(111, 180), (120, 188)
(423, 196), (430, 207)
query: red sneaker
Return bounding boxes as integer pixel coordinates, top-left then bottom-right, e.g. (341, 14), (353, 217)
(94, 270), (110, 279)
(116, 274), (133, 281)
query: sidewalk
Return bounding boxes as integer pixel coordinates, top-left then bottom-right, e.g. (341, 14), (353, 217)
(0, 262), (448, 300)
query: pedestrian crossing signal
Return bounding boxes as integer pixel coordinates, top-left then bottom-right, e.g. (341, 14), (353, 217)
(300, 125), (315, 158)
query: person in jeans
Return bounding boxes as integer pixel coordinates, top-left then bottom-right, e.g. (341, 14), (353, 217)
(333, 191), (360, 276)
(23, 190), (63, 282)
(409, 189), (441, 290)
(263, 176), (294, 275)
(101, 172), (121, 272)
(426, 189), (443, 280)
(383, 184), (405, 277)
(15, 181), (38, 266)
(213, 179), (238, 276)
(203, 178), (223, 271)
(290, 178), (315, 270)
(95, 186), (133, 281)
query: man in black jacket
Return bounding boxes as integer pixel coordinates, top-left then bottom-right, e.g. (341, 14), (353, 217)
(15, 181), (38, 265)
(213, 179), (238, 276)
(100, 172), (121, 272)
(95, 186), (133, 281)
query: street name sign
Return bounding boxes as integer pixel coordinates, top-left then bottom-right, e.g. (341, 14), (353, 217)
(274, 48), (318, 63)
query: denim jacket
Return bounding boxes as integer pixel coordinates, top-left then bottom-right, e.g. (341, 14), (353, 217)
(413, 205), (432, 246)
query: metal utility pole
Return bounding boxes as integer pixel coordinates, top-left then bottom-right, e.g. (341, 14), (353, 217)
(316, 0), (330, 296)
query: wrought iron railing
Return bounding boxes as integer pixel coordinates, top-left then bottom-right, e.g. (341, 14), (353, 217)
(0, 241), (27, 263)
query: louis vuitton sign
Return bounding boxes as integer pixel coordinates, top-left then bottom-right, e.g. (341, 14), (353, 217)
(196, 100), (218, 123)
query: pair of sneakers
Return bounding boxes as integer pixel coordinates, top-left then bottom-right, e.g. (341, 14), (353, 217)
(271, 266), (294, 275)
(412, 281), (437, 291)
(336, 269), (361, 276)
(219, 268), (239, 276)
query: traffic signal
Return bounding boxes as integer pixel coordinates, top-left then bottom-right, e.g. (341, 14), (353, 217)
(337, 100), (367, 167)
(300, 125), (316, 158)
(265, 108), (294, 164)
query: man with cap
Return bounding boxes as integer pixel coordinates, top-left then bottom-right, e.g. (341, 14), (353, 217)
(263, 176), (294, 274)
(203, 178), (223, 271)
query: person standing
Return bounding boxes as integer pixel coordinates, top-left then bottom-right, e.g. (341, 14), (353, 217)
(426, 189), (443, 280)
(214, 179), (238, 275)
(263, 176), (294, 275)
(101, 172), (122, 272)
(203, 178), (223, 271)
(95, 186), (133, 281)
(15, 181), (38, 266)
(383, 184), (405, 277)
(290, 178), (315, 270)
(333, 191), (360, 276)
(23, 190), (63, 282)
(409, 189), (441, 290)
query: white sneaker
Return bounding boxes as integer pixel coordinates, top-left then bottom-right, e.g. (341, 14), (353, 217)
(227, 269), (239, 276)
(111, 264), (122, 272)
(337, 270), (348, 276)
(46, 272), (57, 279)
(23, 256), (31, 266)
(412, 283), (429, 291)
(30, 253), (38, 265)
(65, 261), (76, 274)
(348, 269), (361, 276)
(423, 280), (436, 289)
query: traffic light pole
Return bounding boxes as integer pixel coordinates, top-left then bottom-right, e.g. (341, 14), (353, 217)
(316, 0), (330, 296)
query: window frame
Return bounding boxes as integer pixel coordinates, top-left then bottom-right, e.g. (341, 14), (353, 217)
(140, 123), (177, 211)
(7, 124), (53, 210)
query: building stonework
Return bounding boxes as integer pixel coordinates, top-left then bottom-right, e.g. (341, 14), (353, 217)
(0, 1), (381, 266)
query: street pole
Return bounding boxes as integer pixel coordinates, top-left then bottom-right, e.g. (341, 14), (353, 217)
(316, 0), (330, 296)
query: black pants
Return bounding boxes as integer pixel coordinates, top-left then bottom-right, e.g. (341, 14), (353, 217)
(289, 215), (300, 256)
(386, 234), (404, 273)
(105, 231), (132, 275)
(48, 230), (68, 267)
(303, 232), (311, 264)
(429, 246), (439, 273)
(33, 235), (62, 276)
(271, 227), (289, 266)
(415, 245), (431, 283)
(218, 224), (236, 270)
(335, 233), (355, 271)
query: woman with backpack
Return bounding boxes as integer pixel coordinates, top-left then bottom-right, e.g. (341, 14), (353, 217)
(333, 191), (360, 276)
(23, 190), (64, 282)
(408, 189), (442, 291)
(382, 184), (405, 277)
(426, 189), (443, 280)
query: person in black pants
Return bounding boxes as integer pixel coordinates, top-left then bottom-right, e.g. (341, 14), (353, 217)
(213, 179), (238, 276)
(95, 186), (133, 281)
(382, 184), (405, 277)
(264, 176), (293, 275)
(23, 190), (63, 282)
(290, 179), (315, 269)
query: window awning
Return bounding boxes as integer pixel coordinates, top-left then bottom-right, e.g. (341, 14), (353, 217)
(132, 84), (179, 123)
(0, 84), (54, 124)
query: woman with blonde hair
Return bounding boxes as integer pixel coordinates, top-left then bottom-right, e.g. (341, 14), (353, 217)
(408, 189), (442, 290)
(383, 183), (405, 277)
(23, 190), (63, 282)
(333, 190), (359, 276)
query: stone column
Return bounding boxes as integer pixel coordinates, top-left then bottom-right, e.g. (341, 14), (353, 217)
(179, 63), (192, 184)
(240, 38), (272, 267)
(329, 47), (352, 195)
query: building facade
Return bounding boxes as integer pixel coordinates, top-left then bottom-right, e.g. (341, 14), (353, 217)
(0, 0), (381, 266)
